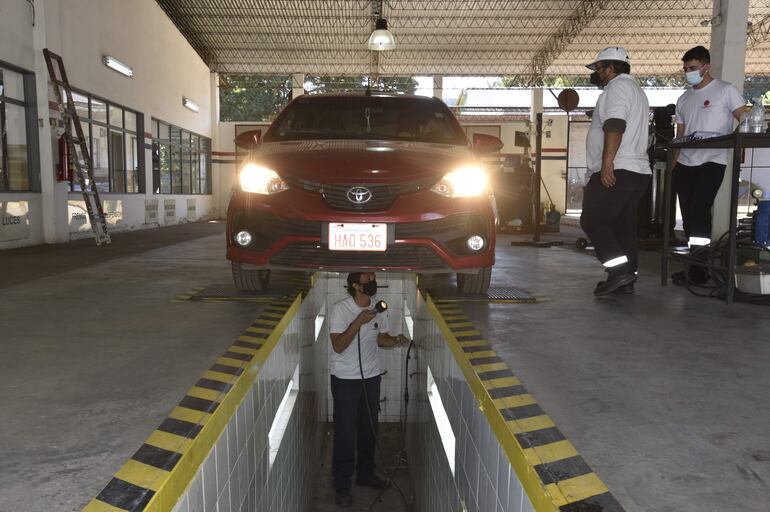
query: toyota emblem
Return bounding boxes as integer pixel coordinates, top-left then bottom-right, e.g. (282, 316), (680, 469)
(347, 186), (372, 204)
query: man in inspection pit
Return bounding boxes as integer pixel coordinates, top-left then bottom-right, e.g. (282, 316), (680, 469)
(328, 271), (408, 507)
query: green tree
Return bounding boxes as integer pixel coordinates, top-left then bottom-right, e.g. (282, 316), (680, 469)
(305, 75), (419, 95)
(219, 75), (291, 122)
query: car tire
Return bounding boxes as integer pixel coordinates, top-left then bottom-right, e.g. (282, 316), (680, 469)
(456, 266), (491, 294)
(231, 262), (271, 291)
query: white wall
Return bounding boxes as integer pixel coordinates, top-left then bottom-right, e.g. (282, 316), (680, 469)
(0, 1), (36, 70)
(1, 0), (218, 249)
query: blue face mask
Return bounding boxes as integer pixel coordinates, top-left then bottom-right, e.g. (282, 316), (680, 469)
(685, 69), (704, 86)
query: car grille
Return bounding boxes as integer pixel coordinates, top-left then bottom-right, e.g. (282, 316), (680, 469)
(271, 243), (447, 270)
(284, 177), (433, 212)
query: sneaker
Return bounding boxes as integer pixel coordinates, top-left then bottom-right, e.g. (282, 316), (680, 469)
(594, 273), (637, 296)
(596, 280), (634, 294)
(355, 475), (391, 490)
(334, 489), (353, 507)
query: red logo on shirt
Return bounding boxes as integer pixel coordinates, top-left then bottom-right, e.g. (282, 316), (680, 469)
(703, 99), (711, 107)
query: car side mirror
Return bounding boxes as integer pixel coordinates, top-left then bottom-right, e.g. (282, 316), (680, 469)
(472, 133), (504, 154)
(235, 129), (262, 150)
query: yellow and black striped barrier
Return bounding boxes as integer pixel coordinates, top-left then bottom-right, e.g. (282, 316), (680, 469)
(428, 297), (624, 512)
(83, 296), (299, 512)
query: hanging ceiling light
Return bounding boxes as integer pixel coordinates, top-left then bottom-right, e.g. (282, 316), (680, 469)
(368, 18), (395, 51)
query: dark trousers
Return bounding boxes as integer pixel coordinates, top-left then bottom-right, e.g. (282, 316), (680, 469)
(580, 170), (651, 274)
(672, 162), (726, 240)
(331, 374), (380, 491)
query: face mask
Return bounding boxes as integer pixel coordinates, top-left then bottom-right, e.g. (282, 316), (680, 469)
(685, 69), (704, 86)
(361, 280), (378, 296)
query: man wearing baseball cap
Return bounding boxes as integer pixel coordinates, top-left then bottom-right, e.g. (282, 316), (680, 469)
(580, 47), (652, 296)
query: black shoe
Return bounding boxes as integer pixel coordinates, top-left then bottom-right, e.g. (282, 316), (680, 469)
(597, 280), (634, 294)
(334, 489), (353, 507)
(355, 475), (391, 490)
(594, 273), (637, 296)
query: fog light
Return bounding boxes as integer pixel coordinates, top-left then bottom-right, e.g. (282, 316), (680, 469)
(466, 235), (485, 252)
(235, 230), (253, 247)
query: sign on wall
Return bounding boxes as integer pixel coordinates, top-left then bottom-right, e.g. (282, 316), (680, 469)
(164, 199), (176, 223)
(0, 201), (30, 241)
(186, 198), (196, 221)
(145, 199), (159, 224)
(68, 199), (124, 233)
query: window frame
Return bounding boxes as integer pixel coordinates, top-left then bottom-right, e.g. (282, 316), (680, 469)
(150, 118), (211, 195)
(0, 61), (39, 193)
(69, 86), (144, 194)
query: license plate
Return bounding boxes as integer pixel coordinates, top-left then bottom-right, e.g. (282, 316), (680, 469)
(328, 223), (387, 252)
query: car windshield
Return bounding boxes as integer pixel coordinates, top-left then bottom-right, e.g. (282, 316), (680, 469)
(264, 96), (468, 145)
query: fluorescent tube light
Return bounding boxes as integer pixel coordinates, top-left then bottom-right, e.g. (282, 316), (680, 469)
(182, 97), (200, 113)
(102, 56), (133, 77)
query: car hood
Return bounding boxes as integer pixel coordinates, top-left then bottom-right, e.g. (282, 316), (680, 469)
(252, 140), (476, 184)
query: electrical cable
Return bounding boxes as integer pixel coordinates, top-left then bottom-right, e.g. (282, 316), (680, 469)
(356, 319), (413, 512)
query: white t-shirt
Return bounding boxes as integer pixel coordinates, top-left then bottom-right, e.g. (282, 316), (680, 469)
(329, 295), (389, 379)
(675, 78), (745, 166)
(586, 73), (651, 175)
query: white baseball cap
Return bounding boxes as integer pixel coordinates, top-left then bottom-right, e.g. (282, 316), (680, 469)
(586, 47), (631, 70)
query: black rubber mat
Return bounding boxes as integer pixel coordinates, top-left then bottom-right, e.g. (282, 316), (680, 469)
(174, 274), (311, 302)
(427, 286), (537, 303)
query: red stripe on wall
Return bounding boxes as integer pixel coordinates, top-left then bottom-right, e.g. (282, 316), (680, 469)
(213, 151), (238, 156)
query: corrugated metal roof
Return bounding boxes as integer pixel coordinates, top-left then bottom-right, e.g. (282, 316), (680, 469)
(154, 0), (770, 79)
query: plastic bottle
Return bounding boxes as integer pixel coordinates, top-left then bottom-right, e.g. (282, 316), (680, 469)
(755, 198), (770, 246)
(748, 97), (765, 133)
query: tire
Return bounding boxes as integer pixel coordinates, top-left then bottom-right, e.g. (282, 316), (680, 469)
(456, 266), (492, 294)
(231, 261), (270, 291)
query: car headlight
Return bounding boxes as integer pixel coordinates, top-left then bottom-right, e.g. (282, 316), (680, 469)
(431, 166), (488, 198)
(239, 163), (288, 194)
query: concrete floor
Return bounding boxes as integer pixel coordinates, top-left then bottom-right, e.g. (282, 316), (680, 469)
(1, 221), (768, 512)
(311, 423), (413, 512)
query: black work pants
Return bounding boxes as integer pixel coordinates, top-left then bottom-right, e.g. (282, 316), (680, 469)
(580, 169), (651, 274)
(331, 374), (380, 491)
(672, 162), (726, 240)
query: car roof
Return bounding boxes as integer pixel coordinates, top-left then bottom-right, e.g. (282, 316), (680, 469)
(295, 92), (441, 102)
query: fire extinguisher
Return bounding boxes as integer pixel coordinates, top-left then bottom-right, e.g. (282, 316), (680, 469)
(57, 135), (72, 182)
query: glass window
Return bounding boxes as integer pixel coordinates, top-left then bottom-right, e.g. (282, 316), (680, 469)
(109, 104), (123, 128)
(159, 144), (171, 193)
(191, 134), (200, 194)
(125, 110), (136, 133)
(125, 132), (139, 193)
(91, 124), (110, 192)
(151, 119), (210, 195)
(5, 103), (29, 190)
(91, 98), (107, 124)
(73, 91), (89, 120)
(1, 69), (25, 101)
(110, 130), (126, 192)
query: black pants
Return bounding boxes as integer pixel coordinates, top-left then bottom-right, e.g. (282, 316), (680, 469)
(580, 169), (651, 274)
(331, 374), (380, 491)
(672, 162), (726, 240)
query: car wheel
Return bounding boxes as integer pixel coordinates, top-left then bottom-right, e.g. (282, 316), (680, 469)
(456, 266), (491, 294)
(231, 262), (271, 291)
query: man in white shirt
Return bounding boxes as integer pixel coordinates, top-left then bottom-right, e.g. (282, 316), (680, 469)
(328, 271), (408, 507)
(581, 47), (652, 296)
(671, 45), (746, 285)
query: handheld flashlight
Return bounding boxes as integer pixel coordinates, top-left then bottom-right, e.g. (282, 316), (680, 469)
(375, 300), (388, 313)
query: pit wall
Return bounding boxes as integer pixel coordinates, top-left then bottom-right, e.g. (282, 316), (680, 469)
(84, 290), (322, 512)
(86, 273), (621, 512)
(406, 286), (625, 512)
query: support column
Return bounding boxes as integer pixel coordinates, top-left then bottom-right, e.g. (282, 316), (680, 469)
(709, 0), (749, 238)
(432, 75), (443, 100)
(210, 72), (224, 216)
(291, 73), (305, 99)
(32, 0), (66, 243)
(530, 88), (544, 227)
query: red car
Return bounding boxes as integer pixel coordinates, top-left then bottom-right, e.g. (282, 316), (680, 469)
(226, 93), (501, 293)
